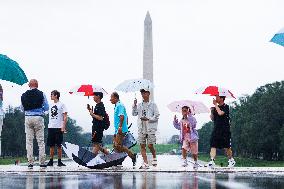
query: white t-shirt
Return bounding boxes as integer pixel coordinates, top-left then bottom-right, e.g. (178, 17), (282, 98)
(48, 101), (68, 128)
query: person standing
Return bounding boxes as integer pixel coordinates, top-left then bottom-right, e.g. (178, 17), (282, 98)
(132, 89), (159, 169)
(110, 92), (137, 167)
(173, 106), (199, 169)
(46, 90), (67, 167)
(87, 92), (109, 155)
(21, 79), (49, 168)
(207, 95), (236, 168)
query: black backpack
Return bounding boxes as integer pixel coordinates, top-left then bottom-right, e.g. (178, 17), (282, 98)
(103, 112), (110, 130)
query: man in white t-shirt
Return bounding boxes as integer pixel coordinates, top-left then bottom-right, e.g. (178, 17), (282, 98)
(46, 90), (68, 167)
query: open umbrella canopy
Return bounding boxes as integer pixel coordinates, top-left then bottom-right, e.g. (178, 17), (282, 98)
(69, 84), (108, 97)
(167, 100), (210, 114)
(62, 131), (137, 169)
(0, 54), (28, 85)
(194, 86), (236, 99)
(115, 78), (154, 93)
(271, 28), (284, 47)
(62, 142), (126, 169)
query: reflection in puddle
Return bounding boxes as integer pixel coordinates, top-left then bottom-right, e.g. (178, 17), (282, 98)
(1, 172), (284, 189)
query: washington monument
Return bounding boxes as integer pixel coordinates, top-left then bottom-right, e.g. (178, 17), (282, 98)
(143, 11), (154, 101)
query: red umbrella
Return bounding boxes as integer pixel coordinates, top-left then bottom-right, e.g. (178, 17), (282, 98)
(69, 84), (108, 97)
(194, 86), (236, 99)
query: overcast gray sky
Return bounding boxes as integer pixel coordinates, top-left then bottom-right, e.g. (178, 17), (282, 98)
(0, 0), (283, 142)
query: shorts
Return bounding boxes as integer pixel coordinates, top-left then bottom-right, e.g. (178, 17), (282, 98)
(210, 128), (231, 149)
(138, 133), (156, 145)
(92, 126), (104, 144)
(47, 128), (63, 147)
(182, 138), (198, 155)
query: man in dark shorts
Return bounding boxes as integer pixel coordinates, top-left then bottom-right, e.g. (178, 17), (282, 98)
(207, 95), (236, 168)
(87, 92), (109, 155)
(47, 90), (67, 167)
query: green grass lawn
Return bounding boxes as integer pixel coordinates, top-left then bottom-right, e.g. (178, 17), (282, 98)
(0, 157), (27, 165)
(198, 153), (284, 167)
(105, 143), (180, 154)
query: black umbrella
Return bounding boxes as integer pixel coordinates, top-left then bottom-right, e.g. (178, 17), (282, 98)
(62, 131), (137, 169)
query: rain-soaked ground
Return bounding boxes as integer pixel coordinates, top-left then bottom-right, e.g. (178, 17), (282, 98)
(0, 155), (284, 188)
(0, 172), (284, 189)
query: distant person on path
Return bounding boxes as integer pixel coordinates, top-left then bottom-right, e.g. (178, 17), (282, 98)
(87, 92), (109, 155)
(21, 79), (49, 168)
(46, 90), (67, 167)
(132, 89), (159, 169)
(173, 106), (199, 169)
(207, 95), (236, 168)
(110, 92), (137, 168)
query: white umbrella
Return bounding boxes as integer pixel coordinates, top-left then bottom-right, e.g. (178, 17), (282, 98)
(167, 100), (210, 114)
(115, 78), (154, 93)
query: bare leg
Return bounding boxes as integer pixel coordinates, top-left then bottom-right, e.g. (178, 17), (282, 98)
(92, 143), (99, 155)
(225, 148), (233, 159)
(140, 144), (148, 164)
(57, 146), (62, 159)
(182, 148), (187, 159)
(50, 147), (55, 159)
(192, 154), (198, 162)
(148, 144), (156, 159)
(210, 148), (216, 160)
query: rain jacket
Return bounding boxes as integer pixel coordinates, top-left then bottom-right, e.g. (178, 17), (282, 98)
(132, 101), (159, 134)
(173, 114), (199, 143)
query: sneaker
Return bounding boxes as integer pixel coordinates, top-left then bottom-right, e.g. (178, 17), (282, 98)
(132, 153), (137, 167)
(58, 160), (66, 167)
(139, 162), (150, 169)
(206, 159), (215, 168)
(228, 158), (236, 168)
(28, 164), (33, 169)
(182, 159), (188, 167)
(193, 162), (199, 170)
(39, 164), (47, 168)
(152, 158), (157, 167)
(47, 159), (53, 166)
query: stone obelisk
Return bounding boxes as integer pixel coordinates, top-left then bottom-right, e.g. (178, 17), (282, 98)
(143, 11), (154, 101)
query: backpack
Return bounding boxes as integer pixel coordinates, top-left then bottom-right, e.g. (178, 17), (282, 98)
(103, 112), (110, 130)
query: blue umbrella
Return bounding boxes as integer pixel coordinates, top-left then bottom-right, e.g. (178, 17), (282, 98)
(0, 54), (28, 85)
(270, 28), (284, 47)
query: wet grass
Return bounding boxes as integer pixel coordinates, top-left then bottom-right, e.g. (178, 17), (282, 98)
(105, 143), (179, 154)
(197, 154), (284, 167)
(0, 157), (27, 165)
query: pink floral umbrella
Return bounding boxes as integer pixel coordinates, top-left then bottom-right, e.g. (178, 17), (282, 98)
(167, 100), (210, 114)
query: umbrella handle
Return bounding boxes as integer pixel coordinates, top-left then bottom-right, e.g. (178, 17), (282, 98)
(128, 123), (132, 129)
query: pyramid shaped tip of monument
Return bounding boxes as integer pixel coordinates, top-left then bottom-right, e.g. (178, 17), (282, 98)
(144, 11), (152, 22)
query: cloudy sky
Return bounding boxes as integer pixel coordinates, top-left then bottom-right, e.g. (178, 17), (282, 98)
(0, 0), (283, 142)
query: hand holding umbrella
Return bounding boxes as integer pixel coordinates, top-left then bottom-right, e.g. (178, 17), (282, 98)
(174, 115), (178, 123)
(213, 98), (217, 106)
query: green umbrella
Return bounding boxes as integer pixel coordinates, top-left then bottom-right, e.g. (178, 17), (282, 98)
(0, 54), (28, 85)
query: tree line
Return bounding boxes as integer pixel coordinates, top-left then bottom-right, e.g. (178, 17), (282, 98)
(197, 81), (284, 161)
(1, 106), (91, 157)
